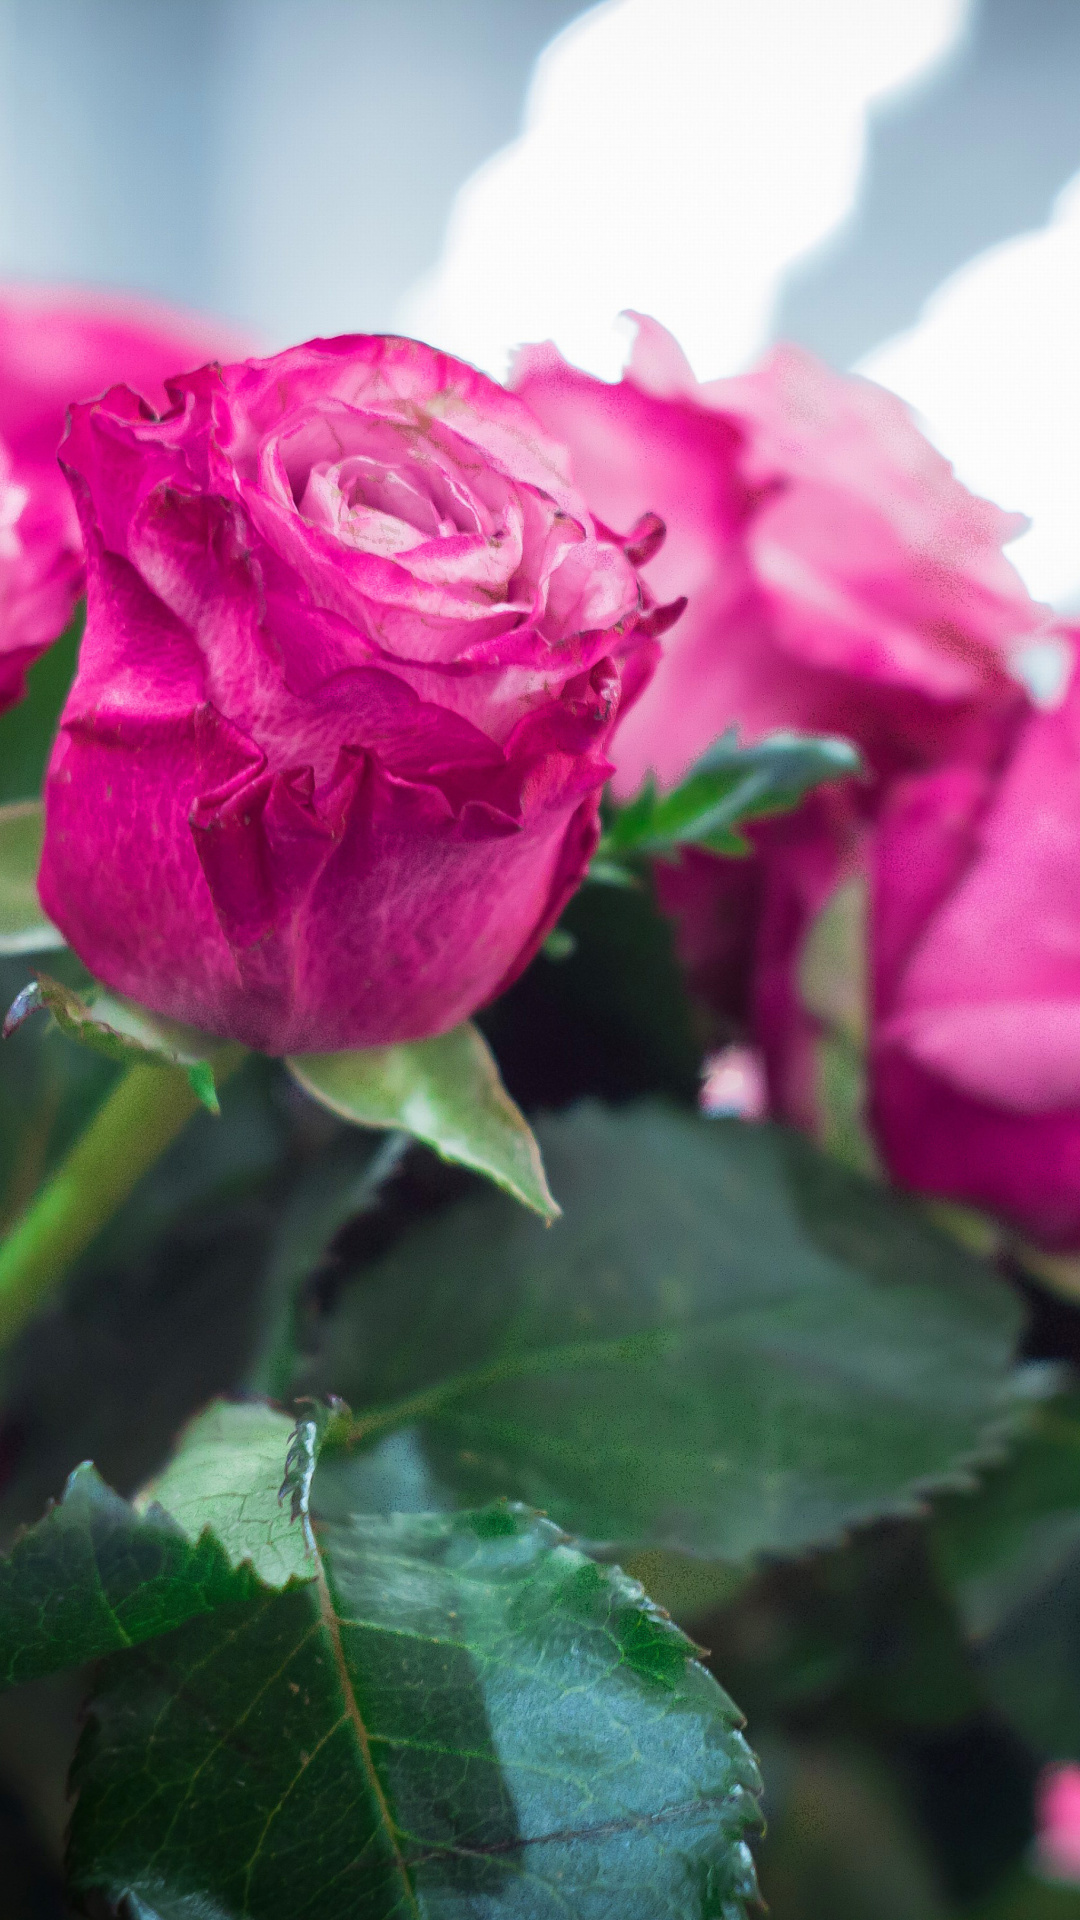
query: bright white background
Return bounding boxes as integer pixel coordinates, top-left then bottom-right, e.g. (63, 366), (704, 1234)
(0, 0), (1077, 602)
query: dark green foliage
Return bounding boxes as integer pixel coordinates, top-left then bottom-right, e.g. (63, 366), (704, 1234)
(0, 800), (63, 955)
(0, 1463), (262, 1689)
(481, 876), (705, 1111)
(932, 1387), (1080, 1755)
(0, 608), (1060, 1915)
(67, 1505), (763, 1920)
(0, 1402), (315, 1690)
(0, 608), (81, 806)
(304, 1104), (1026, 1563)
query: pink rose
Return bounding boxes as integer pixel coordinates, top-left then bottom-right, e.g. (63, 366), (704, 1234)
(0, 284), (250, 712)
(869, 673), (1080, 1249)
(513, 315), (1050, 792)
(0, 436), (83, 713)
(517, 315), (1080, 1246)
(1036, 1765), (1080, 1884)
(657, 665), (1080, 1249)
(40, 334), (655, 1055)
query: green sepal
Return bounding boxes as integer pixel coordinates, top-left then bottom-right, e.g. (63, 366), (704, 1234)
(2, 972), (231, 1113)
(0, 799), (64, 955)
(287, 1020), (559, 1220)
(595, 728), (861, 876)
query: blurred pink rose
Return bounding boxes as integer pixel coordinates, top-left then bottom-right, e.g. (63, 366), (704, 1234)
(517, 314), (1080, 1246)
(514, 314), (1050, 793)
(0, 284), (250, 712)
(0, 438), (82, 713)
(658, 671), (1080, 1249)
(1036, 1764), (1080, 1884)
(41, 334), (657, 1054)
(870, 672), (1080, 1248)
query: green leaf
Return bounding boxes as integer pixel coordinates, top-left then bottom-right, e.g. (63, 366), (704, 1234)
(135, 1399), (328, 1585)
(931, 1386), (1080, 1755)
(0, 801), (64, 956)
(3, 972), (230, 1113)
(969, 1870), (1080, 1919)
(287, 1022), (559, 1220)
(245, 1132), (411, 1400)
(0, 604), (81, 806)
(796, 871), (882, 1178)
(597, 729), (860, 869)
(68, 1503), (763, 1920)
(932, 1386), (1080, 1642)
(303, 1104), (1026, 1565)
(0, 1401), (316, 1691)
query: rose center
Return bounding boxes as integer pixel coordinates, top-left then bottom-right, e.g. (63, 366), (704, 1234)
(298, 453), (472, 559)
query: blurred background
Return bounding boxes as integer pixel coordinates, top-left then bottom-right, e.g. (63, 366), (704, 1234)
(0, 0), (1077, 603)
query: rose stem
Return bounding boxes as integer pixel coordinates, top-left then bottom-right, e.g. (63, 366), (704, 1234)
(0, 1055), (241, 1349)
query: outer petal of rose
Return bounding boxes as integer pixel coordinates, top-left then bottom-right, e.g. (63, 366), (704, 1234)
(866, 681), (1080, 1243)
(61, 391), (206, 569)
(881, 1000), (1080, 1112)
(871, 1044), (1080, 1250)
(705, 342), (1030, 572)
(188, 747), (605, 1053)
(514, 345), (756, 793)
(51, 523), (208, 733)
(702, 344), (1056, 696)
(287, 768), (601, 1053)
(516, 329), (1046, 793)
(888, 678), (1080, 1046)
(621, 314), (700, 397)
(39, 696), (261, 1032)
(43, 682), (607, 1056)
(871, 750), (1018, 1014)
(0, 498), (84, 711)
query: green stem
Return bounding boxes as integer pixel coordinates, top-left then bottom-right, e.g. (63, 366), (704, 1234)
(340, 1330), (674, 1452)
(0, 1061), (216, 1348)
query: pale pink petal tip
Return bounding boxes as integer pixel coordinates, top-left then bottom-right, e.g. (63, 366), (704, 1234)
(699, 1045), (769, 1121)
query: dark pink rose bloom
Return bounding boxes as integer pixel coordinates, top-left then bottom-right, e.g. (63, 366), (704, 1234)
(0, 284), (250, 712)
(513, 315), (1053, 793)
(870, 670), (1080, 1249)
(665, 677), (1080, 1250)
(40, 334), (656, 1054)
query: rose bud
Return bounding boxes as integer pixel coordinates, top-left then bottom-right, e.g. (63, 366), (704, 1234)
(40, 334), (660, 1054)
(0, 284), (250, 712)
